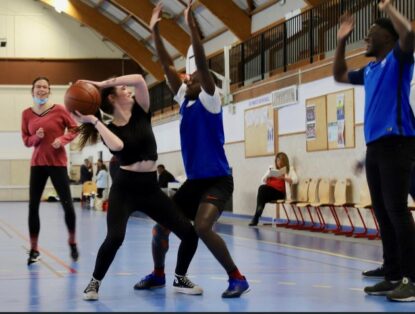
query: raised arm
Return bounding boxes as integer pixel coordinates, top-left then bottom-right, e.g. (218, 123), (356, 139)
(80, 74), (150, 113)
(379, 0), (414, 53)
(333, 13), (355, 83)
(184, 0), (215, 95)
(150, 3), (182, 95)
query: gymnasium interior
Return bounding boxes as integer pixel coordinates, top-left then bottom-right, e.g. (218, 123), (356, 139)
(1, 0), (415, 312)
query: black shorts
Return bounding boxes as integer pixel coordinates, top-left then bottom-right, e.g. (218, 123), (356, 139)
(172, 175), (233, 220)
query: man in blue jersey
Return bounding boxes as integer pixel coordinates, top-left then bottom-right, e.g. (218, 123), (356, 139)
(134, 1), (249, 298)
(333, 0), (415, 302)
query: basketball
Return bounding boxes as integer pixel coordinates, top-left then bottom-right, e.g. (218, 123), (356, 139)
(64, 81), (101, 115)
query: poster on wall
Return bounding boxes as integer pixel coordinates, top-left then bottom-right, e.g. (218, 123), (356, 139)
(306, 104), (316, 141)
(328, 122), (337, 142)
(306, 123), (316, 140)
(267, 126), (274, 153)
(336, 94), (345, 148)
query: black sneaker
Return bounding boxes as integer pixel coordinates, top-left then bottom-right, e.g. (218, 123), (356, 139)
(70, 243), (79, 261)
(83, 278), (100, 301)
(362, 265), (385, 278)
(27, 249), (41, 266)
(387, 277), (415, 302)
(364, 280), (400, 296)
(173, 274), (203, 295)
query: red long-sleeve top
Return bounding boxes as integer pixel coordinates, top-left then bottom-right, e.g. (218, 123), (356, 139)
(21, 104), (78, 167)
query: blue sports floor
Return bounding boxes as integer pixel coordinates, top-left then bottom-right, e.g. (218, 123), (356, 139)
(0, 201), (413, 312)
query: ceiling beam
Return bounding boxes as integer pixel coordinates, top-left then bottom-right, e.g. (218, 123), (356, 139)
(304, 0), (325, 6)
(112, 0), (190, 56)
(39, 0), (164, 81)
(198, 0), (251, 41)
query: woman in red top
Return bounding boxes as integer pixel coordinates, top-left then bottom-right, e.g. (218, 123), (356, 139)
(249, 152), (292, 226)
(21, 77), (79, 265)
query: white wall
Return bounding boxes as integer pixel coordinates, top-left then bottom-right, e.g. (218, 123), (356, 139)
(0, 0), (124, 59)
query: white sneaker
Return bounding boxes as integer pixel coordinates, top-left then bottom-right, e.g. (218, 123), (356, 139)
(83, 278), (100, 301)
(173, 274), (203, 295)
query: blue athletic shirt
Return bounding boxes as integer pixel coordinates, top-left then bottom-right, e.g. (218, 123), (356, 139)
(348, 43), (415, 144)
(175, 84), (231, 180)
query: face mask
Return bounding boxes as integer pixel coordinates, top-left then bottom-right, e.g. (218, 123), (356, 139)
(33, 97), (48, 106)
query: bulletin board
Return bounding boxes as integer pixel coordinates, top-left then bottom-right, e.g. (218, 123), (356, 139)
(305, 95), (328, 152)
(326, 88), (355, 150)
(244, 104), (278, 158)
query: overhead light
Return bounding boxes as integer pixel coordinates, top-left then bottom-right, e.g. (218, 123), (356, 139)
(53, 0), (68, 13)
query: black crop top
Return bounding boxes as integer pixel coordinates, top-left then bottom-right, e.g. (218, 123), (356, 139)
(105, 102), (158, 166)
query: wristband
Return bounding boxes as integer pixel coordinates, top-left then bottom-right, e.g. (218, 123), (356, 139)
(93, 119), (99, 126)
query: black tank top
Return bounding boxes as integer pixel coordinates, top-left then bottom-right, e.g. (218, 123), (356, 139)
(106, 102), (158, 166)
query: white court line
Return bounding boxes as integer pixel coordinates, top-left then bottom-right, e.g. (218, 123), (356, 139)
(278, 281), (297, 285)
(349, 288), (364, 292)
(312, 285), (332, 289)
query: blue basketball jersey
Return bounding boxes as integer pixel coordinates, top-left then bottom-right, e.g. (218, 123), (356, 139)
(179, 89), (231, 180)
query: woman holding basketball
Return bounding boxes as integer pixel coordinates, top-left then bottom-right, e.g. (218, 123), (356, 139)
(73, 74), (201, 301)
(21, 77), (79, 265)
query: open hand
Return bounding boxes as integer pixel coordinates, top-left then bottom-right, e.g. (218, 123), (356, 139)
(337, 12), (354, 42)
(36, 128), (44, 139)
(71, 110), (98, 125)
(150, 2), (163, 30)
(51, 138), (62, 149)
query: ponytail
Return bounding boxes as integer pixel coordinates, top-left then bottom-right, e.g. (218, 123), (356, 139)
(77, 86), (116, 150)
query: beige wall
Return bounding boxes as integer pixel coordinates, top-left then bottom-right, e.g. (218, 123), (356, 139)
(157, 126), (375, 229)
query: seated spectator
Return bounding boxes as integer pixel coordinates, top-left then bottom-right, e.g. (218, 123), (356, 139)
(249, 152), (298, 226)
(80, 158), (93, 184)
(157, 164), (177, 188)
(96, 159), (108, 199)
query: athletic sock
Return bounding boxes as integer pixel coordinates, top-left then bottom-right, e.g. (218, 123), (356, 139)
(153, 268), (165, 277)
(228, 268), (245, 280)
(30, 236), (38, 251)
(68, 232), (76, 245)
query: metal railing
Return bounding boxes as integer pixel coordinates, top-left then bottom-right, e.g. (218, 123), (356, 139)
(150, 0), (415, 114)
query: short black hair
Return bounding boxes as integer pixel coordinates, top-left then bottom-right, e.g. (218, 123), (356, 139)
(374, 18), (399, 41)
(157, 164), (165, 169)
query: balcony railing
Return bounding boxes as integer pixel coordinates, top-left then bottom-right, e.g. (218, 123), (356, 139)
(150, 0), (415, 115)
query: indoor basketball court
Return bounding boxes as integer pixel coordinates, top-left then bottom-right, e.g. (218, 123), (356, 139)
(1, 0), (415, 312)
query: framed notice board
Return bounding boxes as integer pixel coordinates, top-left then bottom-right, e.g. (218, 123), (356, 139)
(326, 88), (355, 150)
(244, 104), (278, 158)
(305, 95), (328, 152)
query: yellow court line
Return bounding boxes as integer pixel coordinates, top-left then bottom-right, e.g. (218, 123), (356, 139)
(278, 281), (297, 285)
(0, 218), (77, 274)
(131, 216), (382, 265)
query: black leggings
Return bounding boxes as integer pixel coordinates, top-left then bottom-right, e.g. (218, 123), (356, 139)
(29, 166), (76, 238)
(256, 185), (285, 208)
(92, 169), (198, 281)
(366, 136), (415, 281)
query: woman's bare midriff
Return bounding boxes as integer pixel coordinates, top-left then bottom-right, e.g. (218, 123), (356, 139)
(120, 160), (157, 172)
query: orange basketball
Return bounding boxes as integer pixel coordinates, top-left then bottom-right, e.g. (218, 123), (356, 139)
(64, 82), (101, 115)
